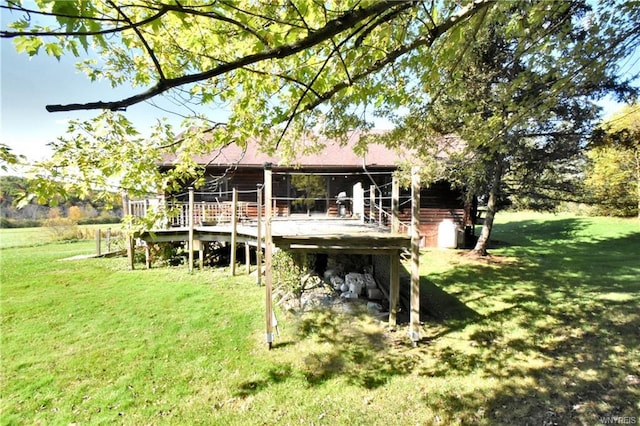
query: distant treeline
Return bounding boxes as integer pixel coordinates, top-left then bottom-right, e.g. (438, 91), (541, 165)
(0, 176), (123, 228)
(0, 216), (122, 229)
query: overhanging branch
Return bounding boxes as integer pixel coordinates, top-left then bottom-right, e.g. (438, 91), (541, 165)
(294, 0), (495, 117)
(44, 1), (402, 113)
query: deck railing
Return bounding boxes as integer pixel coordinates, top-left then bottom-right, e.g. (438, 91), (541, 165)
(167, 201), (258, 227)
(128, 198), (258, 228)
(129, 187), (416, 234)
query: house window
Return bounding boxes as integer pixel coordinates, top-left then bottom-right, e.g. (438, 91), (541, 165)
(290, 174), (328, 214)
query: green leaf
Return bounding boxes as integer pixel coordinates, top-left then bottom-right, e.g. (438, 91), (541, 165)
(52, 1), (79, 31)
(14, 36), (44, 56)
(45, 42), (64, 60)
(77, 24), (90, 52)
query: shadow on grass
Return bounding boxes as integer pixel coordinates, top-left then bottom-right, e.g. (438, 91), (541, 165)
(292, 306), (420, 389)
(236, 218), (639, 423)
(418, 218), (640, 424)
(235, 364), (293, 398)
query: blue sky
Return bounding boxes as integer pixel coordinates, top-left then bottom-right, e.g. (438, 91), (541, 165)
(1, 5), (205, 169)
(1, 34), (188, 164)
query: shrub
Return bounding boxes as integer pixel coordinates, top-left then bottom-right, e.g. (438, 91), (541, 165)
(43, 218), (80, 241)
(78, 216), (122, 225)
(272, 250), (309, 297)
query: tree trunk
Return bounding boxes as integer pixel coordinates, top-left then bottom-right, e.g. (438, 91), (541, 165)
(635, 148), (639, 219)
(472, 156), (504, 256)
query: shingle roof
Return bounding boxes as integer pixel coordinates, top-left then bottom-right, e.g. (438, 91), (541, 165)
(160, 129), (463, 169)
(161, 130), (409, 169)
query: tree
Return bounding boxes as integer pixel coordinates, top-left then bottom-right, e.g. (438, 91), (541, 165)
(0, 144), (23, 173)
(586, 104), (640, 217)
(369, 1), (638, 254)
(67, 205), (83, 222)
(2, 0), (639, 249)
(1, 0), (491, 126)
(1, 0), (494, 201)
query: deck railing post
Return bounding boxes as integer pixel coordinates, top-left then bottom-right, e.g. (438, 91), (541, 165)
(256, 184), (263, 286)
(230, 187), (238, 276)
(410, 166), (421, 346)
(369, 184), (376, 224)
(392, 176), (400, 233)
(378, 190), (383, 226)
(264, 164), (274, 349)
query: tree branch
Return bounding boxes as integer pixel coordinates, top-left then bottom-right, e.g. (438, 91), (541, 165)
(44, 0), (403, 113)
(354, 3), (412, 48)
(0, 2), (119, 24)
(242, 66), (323, 98)
(107, 0), (166, 82)
(1, 5), (170, 38)
(294, 0), (496, 117)
(220, 1), (308, 30)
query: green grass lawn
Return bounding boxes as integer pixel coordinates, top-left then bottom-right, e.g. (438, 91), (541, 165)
(0, 224), (117, 249)
(1, 212), (638, 425)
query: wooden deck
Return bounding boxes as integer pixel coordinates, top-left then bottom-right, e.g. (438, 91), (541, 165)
(139, 217), (410, 252)
(131, 172), (422, 347)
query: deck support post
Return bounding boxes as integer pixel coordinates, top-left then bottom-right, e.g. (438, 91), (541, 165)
(122, 193), (135, 270)
(95, 229), (101, 256)
(389, 250), (400, 329)
(188, 187), (195, 273)
(245, 242), (251, 274)
(106, 228), (111, 252)
(145, 244), (151, 269)
(199, 242), (204, 270)
(230, 188), (238, 276)
(264, 164), (274, 349)
(256, 184), (263, 285)
(410, 166), (421, 346)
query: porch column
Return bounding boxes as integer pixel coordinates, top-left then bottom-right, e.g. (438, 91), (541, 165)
(264, 164), (274, 349)
(352, 182), (364, 222)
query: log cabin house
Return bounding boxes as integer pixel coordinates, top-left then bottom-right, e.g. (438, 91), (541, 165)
(136, 133), (476, 248)
(129, 132), (475, 345)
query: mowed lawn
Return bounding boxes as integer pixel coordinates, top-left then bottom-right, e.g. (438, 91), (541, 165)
(0, 212), (638, 425)
(0, 224), (115, 249)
